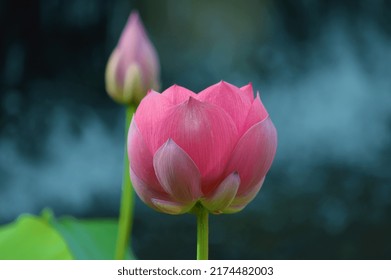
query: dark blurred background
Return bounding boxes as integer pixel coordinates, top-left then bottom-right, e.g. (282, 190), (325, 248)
(1, 0), (390, 259)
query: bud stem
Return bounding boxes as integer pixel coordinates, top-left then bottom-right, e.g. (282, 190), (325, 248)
(115, 105), (136, 260)
(195, 204), (209, 260)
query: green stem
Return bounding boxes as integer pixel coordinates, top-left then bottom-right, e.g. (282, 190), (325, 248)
(115, 105), (135, 260)
(195, 204), (209, 260)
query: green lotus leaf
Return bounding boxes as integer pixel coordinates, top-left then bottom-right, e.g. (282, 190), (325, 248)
(0, 215), (73, 260)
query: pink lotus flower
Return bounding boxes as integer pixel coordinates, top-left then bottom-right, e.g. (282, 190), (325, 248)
(105, 11), (160, 104)
(128, 81), (277, 214)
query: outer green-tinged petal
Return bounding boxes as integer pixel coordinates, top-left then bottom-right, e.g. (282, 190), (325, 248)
(151, 199), (193, 215)
(123, 64), (143, 104)
(223, 177), (265, 214)
(201, 172), (240, 214)
(105, 49), (122, 103)
(153, 139), (202, 203)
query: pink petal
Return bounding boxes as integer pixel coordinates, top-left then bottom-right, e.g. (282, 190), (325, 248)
(201, 172), (240, 214)
(118, 12), (143, 49)
(134, 90), (172, 152)
(223, 177), (265, 214)
(153, 139), (202, 203)
(240, 83), (255, 103)
(225, 117), (277, 196)
(242, 93), (269, 133)
(156, 97), (238, 193)
(117, 11), (160, 90)
(161, 84), (197, 105)
(198, 81), (251, 132)
(116, 14), (141, 86)
(127, 117), (163, 193)
(129, 167), (170, 212)
(136, 32), (160, 89)
(151, 199), (193, 215)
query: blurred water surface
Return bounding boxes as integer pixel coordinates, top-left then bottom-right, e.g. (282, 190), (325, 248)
(0, 0), (390, 259)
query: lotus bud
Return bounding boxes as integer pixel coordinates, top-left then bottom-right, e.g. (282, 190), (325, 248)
(105, 11), (160, 105)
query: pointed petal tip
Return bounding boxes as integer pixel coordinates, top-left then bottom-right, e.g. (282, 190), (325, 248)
(165, 84), (178, 91)
(161, 84), (197, 104)
(187, 95), (197, 102)
(146, 89), (160, 96)
(185, 95), (202, 106)
(130, 10), (140, 18)
(159, 137), (175, 150)
(256, 94), (269, 119)
(128, 10), (145, 27)
(218, 80), (237, 88)
(165, 84), (190, 91)
(209, 80), (233, 89)
(239, 83), (255, 103)
(241, 82), (253, 89)
(242, 93), (269, 129)
(126, 10), (142, 28)
(200, 80), (242, 98)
